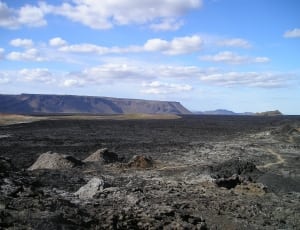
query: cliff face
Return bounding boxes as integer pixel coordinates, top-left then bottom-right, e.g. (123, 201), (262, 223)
(0, 94), (191, 115)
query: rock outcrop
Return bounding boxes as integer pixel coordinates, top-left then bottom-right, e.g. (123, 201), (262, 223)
(127, 155), (154, 168)
(74, 177), (104, 199)
(83, 148), (120, 164)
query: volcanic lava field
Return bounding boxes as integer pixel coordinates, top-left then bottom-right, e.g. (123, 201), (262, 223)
(1, 115), (300, 229)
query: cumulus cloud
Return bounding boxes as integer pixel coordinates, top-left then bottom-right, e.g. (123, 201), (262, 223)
(200, 51), (270, 64)
(49, 37), (67, 47)
(144, 35), (202, 55)
(0, 1), (46, 29)
(57, 61), (291, 89)
(0, 60), (295, 90)
(18, 4), (47, 27)
(58, 63), (194, 88)
(283, 28), (300, 38)
(217, 38), (251, 48)
(59, 44), (113, 54)
(253, 57), (270, 63)
(0, 77), (9, 84)
(0, 72), (9, 84)
(40, 0), (202, 30)
(6, 48), (46, 61)
(141, 81), (192, 94)
(10, 38), (34, 48)
(18, 68), (55, 83)
(0, 47), (4, 59)
(60, 79), (85, 87)
(150, 18), (184, 31)
(56, 35), (201, 55)
(199, 71), (290, 88)
(79, 63), (154, 83)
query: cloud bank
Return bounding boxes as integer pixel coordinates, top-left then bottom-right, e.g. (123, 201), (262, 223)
(0, 0), (202, 31)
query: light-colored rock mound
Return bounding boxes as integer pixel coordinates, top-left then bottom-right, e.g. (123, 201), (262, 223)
(74, 177), (104, 199)
(127, 155), (154, 168)
(28, 151), (82, 170)
(83, 148), (119, 163)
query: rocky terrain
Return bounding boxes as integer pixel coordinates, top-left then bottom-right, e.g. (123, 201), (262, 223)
(0, 115), (300, 229)
(0, 94), (191, 115)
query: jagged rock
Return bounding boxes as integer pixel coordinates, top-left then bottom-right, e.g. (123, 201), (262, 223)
(215, 175), (242, 189)
(127, 155), (154, 168)
(28, 152), (82, 170)
(0, 157), (14, 176)
(0, 178), (22, 197)
(74, 177), (104, 199)
(234, 182), (268, 196)
(211, 159), (261, 179)
(83, 148), (120, 164)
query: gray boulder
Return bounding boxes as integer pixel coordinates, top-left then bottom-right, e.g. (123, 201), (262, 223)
(74, 177), (104, 199)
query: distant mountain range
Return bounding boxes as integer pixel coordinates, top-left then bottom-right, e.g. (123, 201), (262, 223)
(0, 94), (191, 115)
(194, 109), (254, 115)
(194, 109), (282, 116)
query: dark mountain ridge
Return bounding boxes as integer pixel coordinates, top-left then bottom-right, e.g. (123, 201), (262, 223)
(0, 94), (191, 115)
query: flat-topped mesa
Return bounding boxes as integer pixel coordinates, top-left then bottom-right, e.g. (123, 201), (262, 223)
(0, 94), (191, 115)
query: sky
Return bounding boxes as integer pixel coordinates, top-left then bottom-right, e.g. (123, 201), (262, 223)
(0, 0), (300, 114)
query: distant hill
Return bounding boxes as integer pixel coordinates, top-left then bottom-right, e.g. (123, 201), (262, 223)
(256, 110), (283, 116)
(0, 94), (191, 115)
(194, 109), (283, 116)
(194, 109), (254, 115)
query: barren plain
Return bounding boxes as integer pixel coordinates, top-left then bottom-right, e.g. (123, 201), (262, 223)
(1, 115), (300, 229)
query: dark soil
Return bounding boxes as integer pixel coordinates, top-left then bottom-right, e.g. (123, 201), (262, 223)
(1, 115), (300, 229)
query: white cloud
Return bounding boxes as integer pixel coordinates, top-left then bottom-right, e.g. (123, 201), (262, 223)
(49, 37), (67, 47)
(0, 2), (18, 28)
(59, 44), (110, 54)
(199, 71), (290, 88)
(41, 0), (202, 30)
(200, 51), (270, 64)
(144, 35), (202, 55)
(61, 79), (85, 87)
(18, 4), (46, 27)
(0, 1), (46, 29)
(217, 38), (251, 48)
(64, 62), (211, 85)
(150, 18), (184, 31)
(0, 60), (295, 90)
(283, 28), (300, 38)
(60, 62), (288, 89)
(81, 63), (153, 82)
(0, 47), (4, 59)
(141, 81), (192, 94)
(59, 43), (143, 54)
(253, 57), (270, 63)
(0, 77), (9, 84)
(18, 68), (55, 83)
(0, 72), (9, 84)
(7, 48), (45, 61)
(57, 35), (201, 55)
(10, 38), (33, 48)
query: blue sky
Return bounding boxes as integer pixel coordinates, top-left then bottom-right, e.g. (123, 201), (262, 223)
(0, 0), (300, 114)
